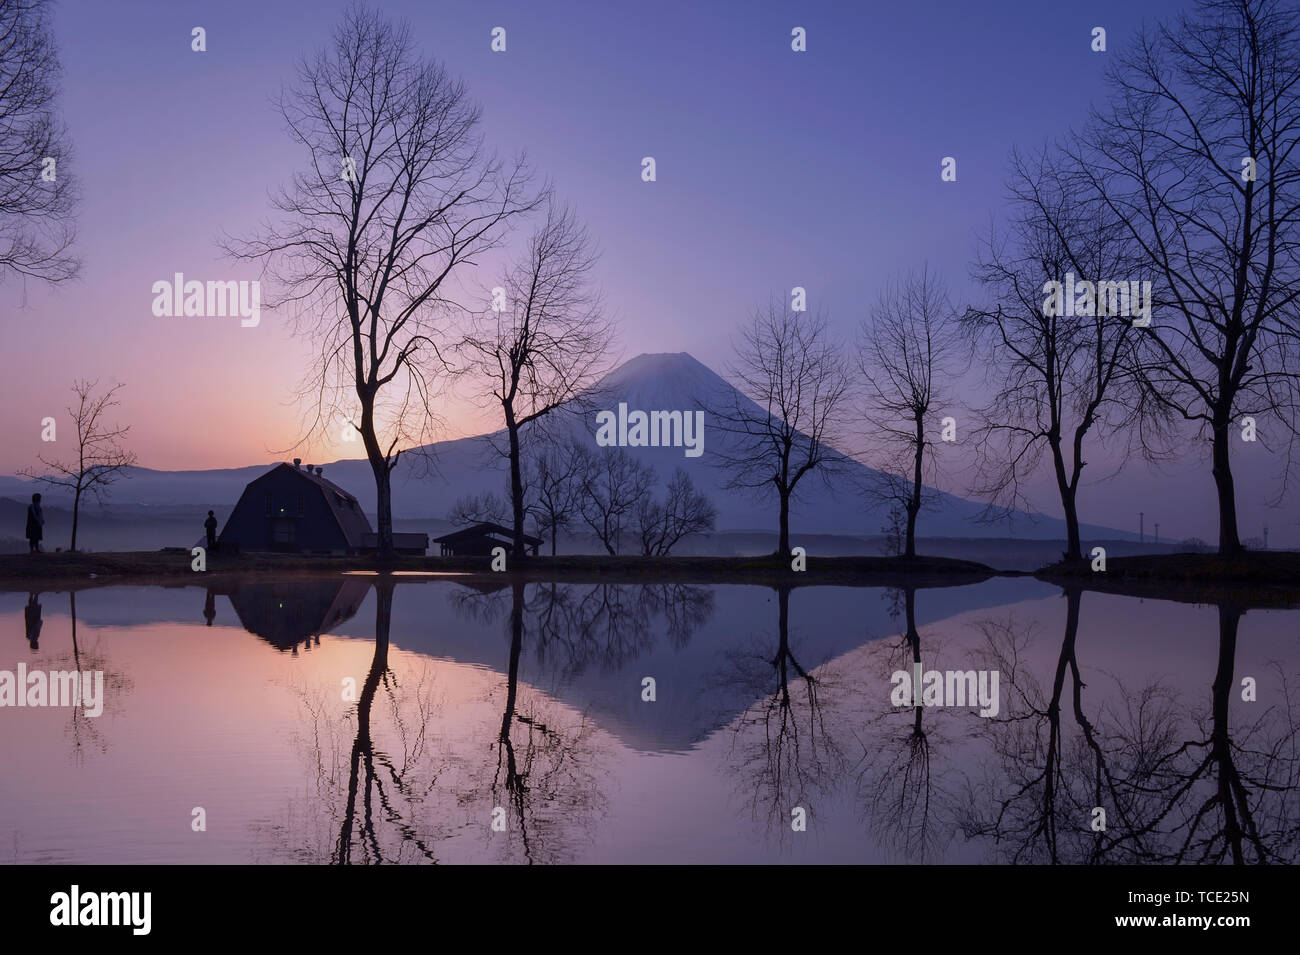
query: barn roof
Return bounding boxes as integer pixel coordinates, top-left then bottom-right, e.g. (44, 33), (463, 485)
(432, 521), (542, 546)
(257, 463), (373, 546)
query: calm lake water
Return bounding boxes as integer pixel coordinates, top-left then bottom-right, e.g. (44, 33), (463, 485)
(1, 575), (1296, 864)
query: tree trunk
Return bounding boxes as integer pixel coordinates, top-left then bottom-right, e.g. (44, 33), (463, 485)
(1062, 496), (1081, 563)
(1211, 414), (1242, 555)
(358, 394), (392, 561)
(506, 415), (527, 561)
(906, 415), (923, 558)
(71, 484), (82, 552)
(550, 526), (557, 556)
(777, 488), (790, 557)
(372, 466), (394, 560)
(360, 395), (395, 560)
(1049, 436), (1082, 561)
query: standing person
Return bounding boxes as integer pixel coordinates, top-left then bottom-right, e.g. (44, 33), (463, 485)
(25, 493), (44, 554)
(204, 510), (218, 550)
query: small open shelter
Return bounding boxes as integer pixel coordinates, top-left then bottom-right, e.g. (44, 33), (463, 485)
(432, 521), (541, 557)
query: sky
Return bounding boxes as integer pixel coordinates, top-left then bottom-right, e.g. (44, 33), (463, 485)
(1, 0), (1295, 544)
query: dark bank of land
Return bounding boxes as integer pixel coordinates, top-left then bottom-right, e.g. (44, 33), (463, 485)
(1037, 551), (1300, 607)
(0, 550), (996, 590)
(3, 549), (1297, 602)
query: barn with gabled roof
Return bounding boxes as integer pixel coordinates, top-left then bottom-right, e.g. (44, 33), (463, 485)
(218, 459), (425, 555)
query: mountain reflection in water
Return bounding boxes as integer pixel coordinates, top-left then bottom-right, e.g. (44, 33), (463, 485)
(0, 576), (1295, 864)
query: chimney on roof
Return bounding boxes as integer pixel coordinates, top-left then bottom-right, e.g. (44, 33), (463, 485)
(293, 458), (302, 469)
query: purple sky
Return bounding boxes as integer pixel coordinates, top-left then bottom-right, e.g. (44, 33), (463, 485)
(1, 0), (1293, 544)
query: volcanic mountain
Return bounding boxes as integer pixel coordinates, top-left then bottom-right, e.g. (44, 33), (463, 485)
(0, 352), (1128, 544)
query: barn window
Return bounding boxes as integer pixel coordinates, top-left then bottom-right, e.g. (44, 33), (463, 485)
(296, 492), (304, 517)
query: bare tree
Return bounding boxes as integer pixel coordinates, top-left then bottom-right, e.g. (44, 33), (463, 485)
(857, 266), (962, 558)
(525, 438), (591, 555)
(20, 379), (136, 551)
(461, 201), (615, 559)
(447, 490), (508, 527)
(635, 468), (717, 556)
(0, 0), (78, 285)
(965, 147), (1160, 561)
(1072, 0), (1300, 555)
(716, 304), (850, 556)
(577, 447), (655, 555)
(879, 498), (906, 556)
(225, 3), (535, 557)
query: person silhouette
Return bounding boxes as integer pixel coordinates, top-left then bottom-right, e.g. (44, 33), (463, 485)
(203, 588), (216, 627)
(204, 510), (218, 550)
(24, 592), (42, 650)
(26, 493), (44, 554)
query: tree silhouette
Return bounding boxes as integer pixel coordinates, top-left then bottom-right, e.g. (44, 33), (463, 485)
(461, 201), (615, 560)
(857, 266), (963, 558)
(966, 148), (1162, 561)
(1073, 0), (1300, 554)
(226, 3), (536, 557)
(0, 0), (78, 285)
(20, 379), (136, 551)
(716, 304), (850, 556)
(524, 438), (591, 555)
(577, 447), (655, 555)
(634, 468), (717, 556)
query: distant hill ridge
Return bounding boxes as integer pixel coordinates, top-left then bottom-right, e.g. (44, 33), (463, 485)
(0, 353), (1133, 541)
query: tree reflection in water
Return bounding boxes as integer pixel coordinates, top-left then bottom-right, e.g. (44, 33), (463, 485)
(25, 590), (135, 764)
(270, 578), (638, 864)
(715, 586), (846, 844)
(244, 576), (1299, 863)
(959, 590), (1300, 864)
(855, 586), (964, 862)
